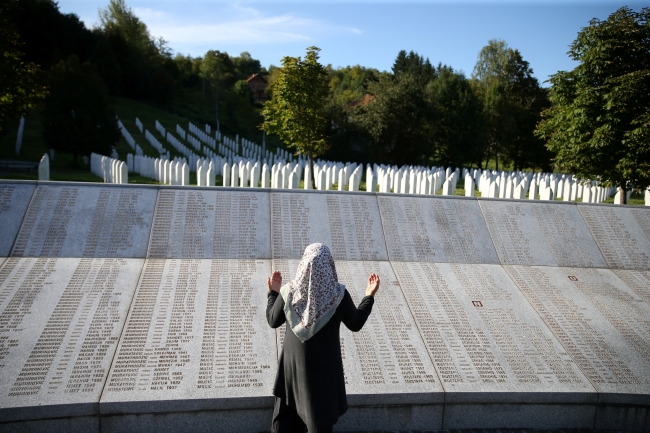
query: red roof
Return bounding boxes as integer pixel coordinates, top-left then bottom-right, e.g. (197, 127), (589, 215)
(347, 94), (375, 108)
(246, 73), (267, 84)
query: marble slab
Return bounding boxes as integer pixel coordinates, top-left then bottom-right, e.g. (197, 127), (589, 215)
(0, 183), (36, 256)
(10, 184), (157, 258)
(613, 270), (650, 305)
(504, 265), (650, 404)
(390, 262), (595, 403)
(147, 189), (271, 259)
(379, 196), (498, 264)
(480, 200), (606, 267)
(100, 259), (277, 413)
(0, 257), (143, 421)
(270, 191), (387, 261)
(579, 205), (650, 270)
(272, 259), (443, 405)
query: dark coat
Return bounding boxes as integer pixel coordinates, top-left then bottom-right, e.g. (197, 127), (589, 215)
(266, 289), (374, 431)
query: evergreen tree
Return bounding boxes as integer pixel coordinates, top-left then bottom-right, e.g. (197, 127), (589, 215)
(392, 50), (436, 85)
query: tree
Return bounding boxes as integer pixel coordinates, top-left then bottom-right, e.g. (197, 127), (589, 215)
(15, 0), (96, 71)
(472, 40), (550, 171)
(0, 0), (46, 133)
(202, 50), (237, 131)
(99, 0), (155, 55)
(97, 0), (175, 103)
(392, 50), (436, 85)
(323, 65), (380, 163)
(261, 47), (330, 188)
(473, 40), (514, 170)
(427, 66), (483, 168)
(328, 65), (379, 105)
(42, 56), (120, 165)
(353, 72), (433, 166)
(501, 50), (551, 171)
(233, 51), (261, 80)
(346, 50), (438, 167)
(536, 7), (650, 204)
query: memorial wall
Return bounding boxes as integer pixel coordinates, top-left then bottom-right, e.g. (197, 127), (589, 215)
(0, 180), (648, 433)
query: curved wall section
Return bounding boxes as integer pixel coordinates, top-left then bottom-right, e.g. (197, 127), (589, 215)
(0, 182), (36, 256)
(0, 181), (648, 433)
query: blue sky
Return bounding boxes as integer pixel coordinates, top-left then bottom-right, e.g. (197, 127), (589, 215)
(56, 1), (643, 85)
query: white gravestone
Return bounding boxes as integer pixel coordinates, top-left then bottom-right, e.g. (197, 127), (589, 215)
(206, 167), (214, 187)
(231, 165), (239, 188)
(15, 115), (25, 155)
(261, 164), (270, 188)
(528, 179), (538, 200)
(250, 164), (260, 188)
(120, 161), (128, 184)
(303, 165), (311, 189)
(38, 153), (49, 181)
(464, 175), (474, 197)
(197, 166), (204, 186)
(513, 183), (525, 199)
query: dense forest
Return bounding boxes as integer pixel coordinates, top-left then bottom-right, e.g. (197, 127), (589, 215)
(3, 0), (552, 171)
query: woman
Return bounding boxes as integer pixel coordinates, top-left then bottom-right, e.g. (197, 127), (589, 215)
(266, 243), (380, 433)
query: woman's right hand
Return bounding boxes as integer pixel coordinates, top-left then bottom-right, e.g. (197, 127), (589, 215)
(268, 271), (282, 293)
(365, 273), (380, 297)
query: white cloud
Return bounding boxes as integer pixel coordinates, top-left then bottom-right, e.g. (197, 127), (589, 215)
(140, 4), (361, 49)
(132, 7), (169, 22)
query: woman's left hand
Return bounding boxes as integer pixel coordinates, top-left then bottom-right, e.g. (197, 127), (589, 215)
(365, 273), (380, 297)
(268, 271), (282, 293)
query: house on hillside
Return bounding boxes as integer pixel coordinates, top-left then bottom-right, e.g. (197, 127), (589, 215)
(246, 74), (268, 102)
(347, 94), (375, 108)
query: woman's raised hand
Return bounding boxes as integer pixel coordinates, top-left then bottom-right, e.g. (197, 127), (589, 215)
(365, 273), (380, 297)
(267, 271), (282, 293)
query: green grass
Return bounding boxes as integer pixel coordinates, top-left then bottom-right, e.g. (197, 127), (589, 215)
(0, 98), (236, 184)
(1, 110), (104, 182)
(113, 97), (210, 161)
(1, 110), (49, 162)
(603, 191), (645, 206)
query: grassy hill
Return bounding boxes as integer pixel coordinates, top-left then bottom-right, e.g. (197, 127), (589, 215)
(0, 97), (255, 184)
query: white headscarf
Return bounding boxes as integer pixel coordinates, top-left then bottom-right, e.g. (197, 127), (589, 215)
(280, 243), (345, 343)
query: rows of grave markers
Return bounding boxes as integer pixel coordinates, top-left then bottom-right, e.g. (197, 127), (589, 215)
(107, 116), (649, 205)
(10, 114), (649, 205)
(8, 110), (650, 206)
